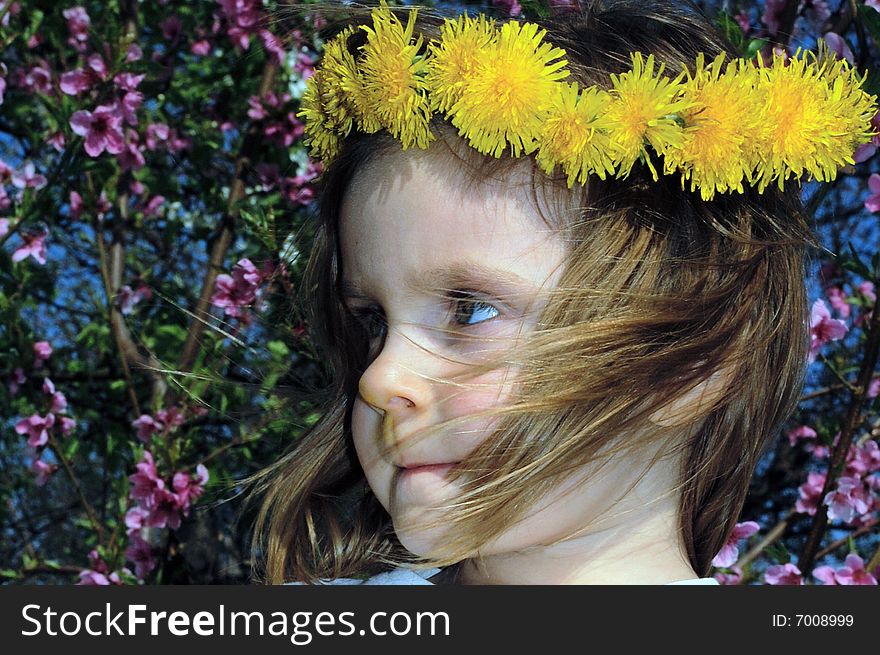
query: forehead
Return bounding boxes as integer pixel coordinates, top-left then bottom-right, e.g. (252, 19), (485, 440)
(339, 150), (566, 297)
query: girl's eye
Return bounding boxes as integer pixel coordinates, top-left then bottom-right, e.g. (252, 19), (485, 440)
(450, 292), (499, 326)
(350, 306), (386, 342)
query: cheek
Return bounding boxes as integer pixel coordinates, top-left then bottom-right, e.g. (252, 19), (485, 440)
(351, 399), (383, 474)
(441, 367), (518, 448)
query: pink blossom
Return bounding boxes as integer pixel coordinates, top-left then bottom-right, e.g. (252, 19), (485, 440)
(116, 283), (152, 315)
(119, 92), (143, 126)
(70, 104), (125, 157)
(129, 450), (164, 504)
(492, 0), (522, 16)
(118, 129), (145, 172)
(866, 174), (880, 212)
(835, 554), (878, 585)
(15, 412), (55, 448)
(764, 563), (803, 585)
(869, 0), (880, 11)
(145, 123), (170, 150)
(293, 50), (315, 80)
(12, 161), (47, 190)
(78, 570), (111, 585)
(714, 565), (743, 585)
(63, 7), (91, 46)
(712, 521), (760, 568)
(0, 217), (8, 238)
(126, 43), (143, 62)
(259, 29), (286, 65)
(0, 186), (9, 211)
(787, 425), (817, 447)
(853, 142), (875, 163)
(42, 377), (55, 394)
(815, 553), (877, 585)
(143, 195), (165, 218)
(813, 564), (837, 585)
(824, 476), (872, 523)
(216, 0), (261, 49)
(845, 440), (880, 476)
(50, 391), (68, 414)
(822, 32), (854, 64)
(825, 286), (850, 318)
(59, 68), (96, 95)
(86, 53), (108, 79)
(796, 471), (826, 515)
(7, 367), (26, 395)
(192, 39), (212, 56)
(132, 414), (162, 443)
(144, 487), (184, 529)
(69, 190), (83, 220)
(12, 225), (48, 265)
(210, 257), (263, 317)
(33, 340), (52, 361)
(125, 532), (156, 579)
(247, 95), (267, 120)
(858, 281), (877, 304)
(125, 506), (149, 534)
(47, 131), (66, 151)
(23, 64), (52, 94)
(156, 406), (185, 430)
(809, 299), (848, 362)
(172, 464), (209, 511)
(31, 458), (58, 486)
(113, 72), (145, 92)
(60, 416), (76, 436)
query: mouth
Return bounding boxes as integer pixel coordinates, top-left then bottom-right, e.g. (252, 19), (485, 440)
(397, 462), (458, 477)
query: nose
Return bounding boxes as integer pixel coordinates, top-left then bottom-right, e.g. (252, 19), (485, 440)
(358, 330), (432, 420)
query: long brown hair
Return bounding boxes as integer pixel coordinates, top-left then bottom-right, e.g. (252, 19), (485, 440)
(247, 0), (820, 583)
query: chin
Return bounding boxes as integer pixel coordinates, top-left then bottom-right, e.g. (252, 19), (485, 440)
(392, 513), (456, 560)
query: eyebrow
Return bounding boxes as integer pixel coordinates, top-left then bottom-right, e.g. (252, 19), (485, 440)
(339, 262), (538, 304)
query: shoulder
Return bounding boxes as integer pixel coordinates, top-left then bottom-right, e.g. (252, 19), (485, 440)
(286, 567), (440, 586)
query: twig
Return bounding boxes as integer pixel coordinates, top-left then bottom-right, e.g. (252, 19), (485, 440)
(172, 60), (279, 398)
(814, 519), (879, 561)
(735, 508), (795, 571)
(46, 433), (105, 544)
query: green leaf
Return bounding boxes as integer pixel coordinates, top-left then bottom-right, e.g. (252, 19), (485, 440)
(765, 542), (791, 564)
(267, 339), (290, 360)
(859, 3), (880, 47)
(716, 12), (745, 50)
(745, 38), (768, 60)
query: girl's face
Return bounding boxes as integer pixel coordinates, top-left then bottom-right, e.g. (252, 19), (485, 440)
(342, 149), (609, 560)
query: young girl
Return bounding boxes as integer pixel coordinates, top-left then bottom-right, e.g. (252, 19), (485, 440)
(249, 0), (876, 584)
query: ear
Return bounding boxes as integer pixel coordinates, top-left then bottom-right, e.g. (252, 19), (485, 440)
(648, 367), (731, 428)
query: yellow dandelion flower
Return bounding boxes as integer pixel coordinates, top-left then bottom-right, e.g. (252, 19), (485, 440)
(665, 54), (762, 200)
(606, 52), (693, 180)
(358, 2), (434, 150)
(448, 20), (568, 157)
(754, 50), (877, 191)
(536, 82), (618, 186)
(425, 14), (497, 115)
(298, 69), (345, 163)
(319, 26), (379, 134)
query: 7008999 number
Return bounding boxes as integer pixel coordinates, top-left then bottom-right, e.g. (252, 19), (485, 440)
(795, 614), (853, 627)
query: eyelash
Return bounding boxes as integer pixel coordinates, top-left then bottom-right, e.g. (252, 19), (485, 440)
(348, 291), (500, 342)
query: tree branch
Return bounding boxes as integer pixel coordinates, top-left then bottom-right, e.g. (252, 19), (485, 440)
(171, 60), (279, 398)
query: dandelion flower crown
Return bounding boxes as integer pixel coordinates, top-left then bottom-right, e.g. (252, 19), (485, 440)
(299, 1), (879, 200)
